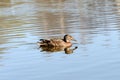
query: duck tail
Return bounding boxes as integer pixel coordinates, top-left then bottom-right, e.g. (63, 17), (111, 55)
(37, 39), (50, 46)
(39, 39), (50, 43)
(37, 41), (46, 46)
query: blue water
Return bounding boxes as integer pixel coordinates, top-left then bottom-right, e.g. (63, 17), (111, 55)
(0, 0), (120, 80)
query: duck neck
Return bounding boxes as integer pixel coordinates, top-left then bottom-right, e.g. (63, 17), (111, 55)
(64, 37), (70, 42)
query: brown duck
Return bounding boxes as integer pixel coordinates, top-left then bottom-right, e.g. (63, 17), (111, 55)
(37, 34), (76, 47)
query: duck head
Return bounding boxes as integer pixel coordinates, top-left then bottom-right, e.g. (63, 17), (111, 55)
(64, 34), (76, 42)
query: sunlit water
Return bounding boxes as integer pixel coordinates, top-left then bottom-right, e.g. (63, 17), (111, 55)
(0, 0), (120, 80)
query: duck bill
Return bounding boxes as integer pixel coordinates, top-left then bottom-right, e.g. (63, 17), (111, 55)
(72, 38), (77, 41)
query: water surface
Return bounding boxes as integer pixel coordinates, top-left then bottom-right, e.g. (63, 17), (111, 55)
(0, 0), (120, 80)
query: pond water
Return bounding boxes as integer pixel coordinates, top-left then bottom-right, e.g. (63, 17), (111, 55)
(0, 0), (120, 80)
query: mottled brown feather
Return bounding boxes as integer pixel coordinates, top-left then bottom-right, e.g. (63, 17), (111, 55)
(37, 34), (75, 47)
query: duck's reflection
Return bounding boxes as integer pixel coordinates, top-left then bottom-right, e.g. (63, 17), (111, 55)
(64, 46), (78, 54)
(39, 46), (78, 54)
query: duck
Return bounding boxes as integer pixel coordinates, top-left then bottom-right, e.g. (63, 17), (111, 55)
(37, 34), (76, 47)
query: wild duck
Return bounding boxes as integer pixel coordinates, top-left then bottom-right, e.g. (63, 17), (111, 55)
(37, 34), (76, 47)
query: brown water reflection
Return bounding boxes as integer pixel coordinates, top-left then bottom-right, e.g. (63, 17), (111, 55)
(39, 46), (78, 54)
(0, 0), (120, 80)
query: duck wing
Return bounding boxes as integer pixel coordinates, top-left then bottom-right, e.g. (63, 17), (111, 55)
(49, 38), (65, 46)
(38, 38), (65, 47)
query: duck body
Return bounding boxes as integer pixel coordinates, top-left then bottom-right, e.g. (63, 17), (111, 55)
(37, 34), (75, 47)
